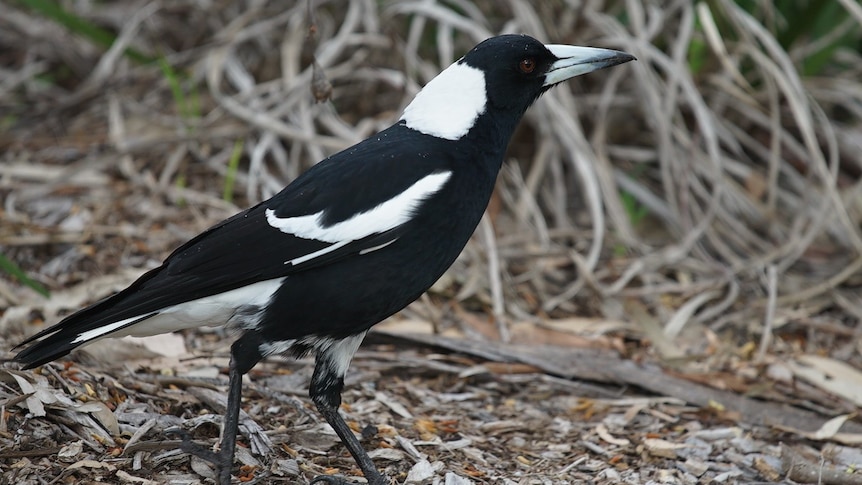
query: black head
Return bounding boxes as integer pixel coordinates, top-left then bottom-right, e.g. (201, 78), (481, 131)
(460, 34), (559, 114)
(465, 33), (635, 116)
(400, 34), (635, 142)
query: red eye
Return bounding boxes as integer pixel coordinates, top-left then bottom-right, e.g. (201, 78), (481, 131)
(519, 58), (536, 73)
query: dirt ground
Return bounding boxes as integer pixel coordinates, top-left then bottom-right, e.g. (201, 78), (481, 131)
(2, 1), (862, 484)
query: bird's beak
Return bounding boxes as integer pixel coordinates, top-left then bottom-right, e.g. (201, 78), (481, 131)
(542, 45), (636, 87)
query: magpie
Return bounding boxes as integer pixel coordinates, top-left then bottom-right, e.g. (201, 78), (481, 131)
(11, 34), (634, 485)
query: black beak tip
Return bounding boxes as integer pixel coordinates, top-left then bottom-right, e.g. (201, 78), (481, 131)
(616, 52), (638, 65)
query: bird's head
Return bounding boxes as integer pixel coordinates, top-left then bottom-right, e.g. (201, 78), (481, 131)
(400, 34), (635, 142)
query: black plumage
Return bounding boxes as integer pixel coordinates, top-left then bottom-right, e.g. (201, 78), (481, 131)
(11, 34), (634, 485)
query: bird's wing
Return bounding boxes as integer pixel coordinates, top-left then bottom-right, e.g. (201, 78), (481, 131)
(15, 126), (452, 356)
(162, 125), (453, 289)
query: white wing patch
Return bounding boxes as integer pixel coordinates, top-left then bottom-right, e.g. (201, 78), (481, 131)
(288, 240), (350, 266)
(400, 62), (486, 140)
(359, 238), (398, 255)
(71, 314), (147, 344)
(265, 171), (452, 248)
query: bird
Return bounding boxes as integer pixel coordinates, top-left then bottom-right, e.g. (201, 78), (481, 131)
(10, 34), (634, 485)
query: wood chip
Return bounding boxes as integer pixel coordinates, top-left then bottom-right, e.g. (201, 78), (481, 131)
(374, 392), (412, 419)
(642, 438), (687, 459)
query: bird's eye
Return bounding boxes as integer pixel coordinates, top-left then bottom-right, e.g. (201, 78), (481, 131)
(519, 58), (536, 74)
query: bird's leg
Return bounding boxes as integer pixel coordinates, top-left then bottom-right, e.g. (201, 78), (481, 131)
(309, 357), (388, 485)
(169, 351), (245, 485)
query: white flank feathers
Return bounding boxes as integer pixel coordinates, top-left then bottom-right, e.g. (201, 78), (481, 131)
(71, 278), (285, 344)
(265, 171), (451, 245)
(258, 339), (296, 357)
(260, 331), (368, 379)
(400, 62), (486, 140)
(321, 332), (367, 378)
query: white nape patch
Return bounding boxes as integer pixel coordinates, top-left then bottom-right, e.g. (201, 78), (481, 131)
(259, 331), (367, 379)
(71, 278), (285, 344)
(400, 61), (486, 140)
(265, 171), (451, 244)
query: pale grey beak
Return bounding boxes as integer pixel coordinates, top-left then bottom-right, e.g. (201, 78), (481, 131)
(543, 45), (636, 87)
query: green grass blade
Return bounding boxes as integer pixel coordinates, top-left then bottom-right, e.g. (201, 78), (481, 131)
(223, 140), (244, 204)
(17, 0), (153, 64)
(158, 58), (189, 118)
(0, 252), (50, 298)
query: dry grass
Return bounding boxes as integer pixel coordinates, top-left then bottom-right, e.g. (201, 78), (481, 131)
(2, 0), (862, 483)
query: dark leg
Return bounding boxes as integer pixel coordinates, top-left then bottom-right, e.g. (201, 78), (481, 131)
(169, 344), (248, 485)
(309, 356), (388, 485)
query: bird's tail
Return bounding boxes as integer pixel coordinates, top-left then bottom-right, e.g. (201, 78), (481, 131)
(13, 329), (89, 369)
(11, 299), (155, 369)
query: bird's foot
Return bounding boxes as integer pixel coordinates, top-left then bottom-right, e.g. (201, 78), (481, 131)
(310, 472), (388, 485)
(166, 428), (233, 482)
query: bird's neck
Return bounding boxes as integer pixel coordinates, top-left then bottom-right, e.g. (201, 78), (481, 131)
(465, 110), (523, 159)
